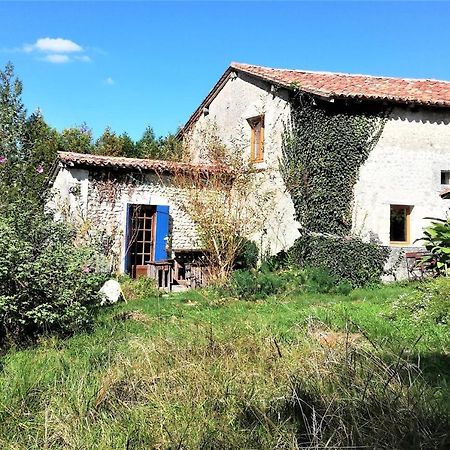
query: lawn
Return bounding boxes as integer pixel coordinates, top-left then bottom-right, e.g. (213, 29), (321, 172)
(0, 282), (449, 449)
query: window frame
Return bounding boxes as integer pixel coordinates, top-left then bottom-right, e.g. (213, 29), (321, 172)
(247, 115), (265, 163)
(389, 204), (411, 246)
(441, 170), (450, 185)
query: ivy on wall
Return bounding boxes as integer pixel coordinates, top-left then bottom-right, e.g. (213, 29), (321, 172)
(289, 234), (390, 287)
(281, 93), (390, 285)
(281, 93), (387, 236)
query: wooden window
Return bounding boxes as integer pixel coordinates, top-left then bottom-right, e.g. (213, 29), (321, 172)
(441, 171), (450, 184)
(248, 115), (264, 162)
(390, 205), (411, 245)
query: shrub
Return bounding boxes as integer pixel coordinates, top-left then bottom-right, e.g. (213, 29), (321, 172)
(288, 234), (389, 287)
(261, 249), (289, 272)
(228, 269), (287, 300)
(0, 64), (107, 346)
(302, 266), (351, 295)
(119, 275), (159, 302)
(303, 266), (338, 293)
(226, 266), (353, 300)
(391, 277), (450, 325)
(418, 217), (450, 275)
(233, 239), (259, 271)
(0, 210), (106, 344)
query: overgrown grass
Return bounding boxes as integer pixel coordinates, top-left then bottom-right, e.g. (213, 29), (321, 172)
(0, 281), (449, 449)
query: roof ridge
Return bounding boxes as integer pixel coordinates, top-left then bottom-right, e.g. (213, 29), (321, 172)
(231, 62), (450, 84)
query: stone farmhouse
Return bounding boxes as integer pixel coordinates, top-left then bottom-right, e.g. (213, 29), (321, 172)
(51, 62), (450, 284)
(183, 63), (450, 279)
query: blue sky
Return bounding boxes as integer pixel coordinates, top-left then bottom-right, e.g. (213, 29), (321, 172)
(1, 1), (449, 140)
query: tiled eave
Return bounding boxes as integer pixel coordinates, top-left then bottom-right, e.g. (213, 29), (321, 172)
(57, 151), (229, 175)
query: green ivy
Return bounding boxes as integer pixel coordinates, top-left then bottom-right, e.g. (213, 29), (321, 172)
(282, 93), (389, 285)
(282, 94), (387, 235)
(288, 235), (389, 287)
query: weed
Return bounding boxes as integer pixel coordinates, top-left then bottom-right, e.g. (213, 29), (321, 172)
(120, 275), (159, 302)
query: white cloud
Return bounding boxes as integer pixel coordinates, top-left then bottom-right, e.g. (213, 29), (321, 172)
(75, 55), (91, 62)
(105, 77), (115, 85)
(21, 37), (93, 64)
(43, 54), (70, 64)
(24, 37), (83, 54)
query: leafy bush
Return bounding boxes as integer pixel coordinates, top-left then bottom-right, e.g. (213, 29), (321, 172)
(0, 64), (107, 346)
(288, 234), (389, 287)
(228, 269), (288, 300)
(233, 239), (259, 271)
(0, 210), (106, 344)
(261, 249), (289, 272)
(303, 266), (352, 295)
(119, 275), (159, 301)
(418, 217), (450, 275)
(391, 277), (450, 325)
(226, 265), (354, 300)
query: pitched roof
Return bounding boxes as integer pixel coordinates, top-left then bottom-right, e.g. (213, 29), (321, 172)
(182, 62), (450, 133)
(231, 62), (450, 108)
(57, 151), (227, 174)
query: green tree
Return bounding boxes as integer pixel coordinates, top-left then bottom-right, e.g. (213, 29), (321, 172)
(94, 126), (131, 157)
(136, 126), (182, 160)
(119, 132), (137, 158)
(22, 109), (60, 201)
(0, 62), (45, 207)
(0, 63), (105, 345)
(159, 132), (183, 161)
(136, 125), (161, 158)
(0, 62), (26, 162)
(59, 123), (94, 154)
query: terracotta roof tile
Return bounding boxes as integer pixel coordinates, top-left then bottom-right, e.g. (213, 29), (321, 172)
(58, 151), (227, 174)
(231, 62), (450, 107)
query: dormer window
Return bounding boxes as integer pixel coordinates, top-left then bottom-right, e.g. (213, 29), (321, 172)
(248, 115), (264, 162)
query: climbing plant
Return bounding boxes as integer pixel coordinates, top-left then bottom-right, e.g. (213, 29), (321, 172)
(282, 93), (389, 285)
(282, 93), (387, 235)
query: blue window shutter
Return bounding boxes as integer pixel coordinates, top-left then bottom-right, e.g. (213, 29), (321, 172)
(154, 205), (170, 261)
(124, 204), (134, 273)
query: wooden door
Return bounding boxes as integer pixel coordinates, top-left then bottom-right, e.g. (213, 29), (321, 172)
(129, 205), (156, 278)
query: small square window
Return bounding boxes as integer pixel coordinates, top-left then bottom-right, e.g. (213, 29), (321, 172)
(441, 171), (450, 184)
(390, 205), (411, 245)
(247, 115), (264, 162)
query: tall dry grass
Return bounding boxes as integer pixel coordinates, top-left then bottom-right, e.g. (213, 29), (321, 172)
(0, 316), (447, 449)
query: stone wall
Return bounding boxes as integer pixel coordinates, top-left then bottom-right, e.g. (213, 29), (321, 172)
(352, 107), (450, 246)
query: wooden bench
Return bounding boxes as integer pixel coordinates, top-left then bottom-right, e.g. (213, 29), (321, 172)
(135, 252), (210, 290)
(145, 261), (173, 290)
(172, 250), (210, 288)
(405, 251), (436, 280)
